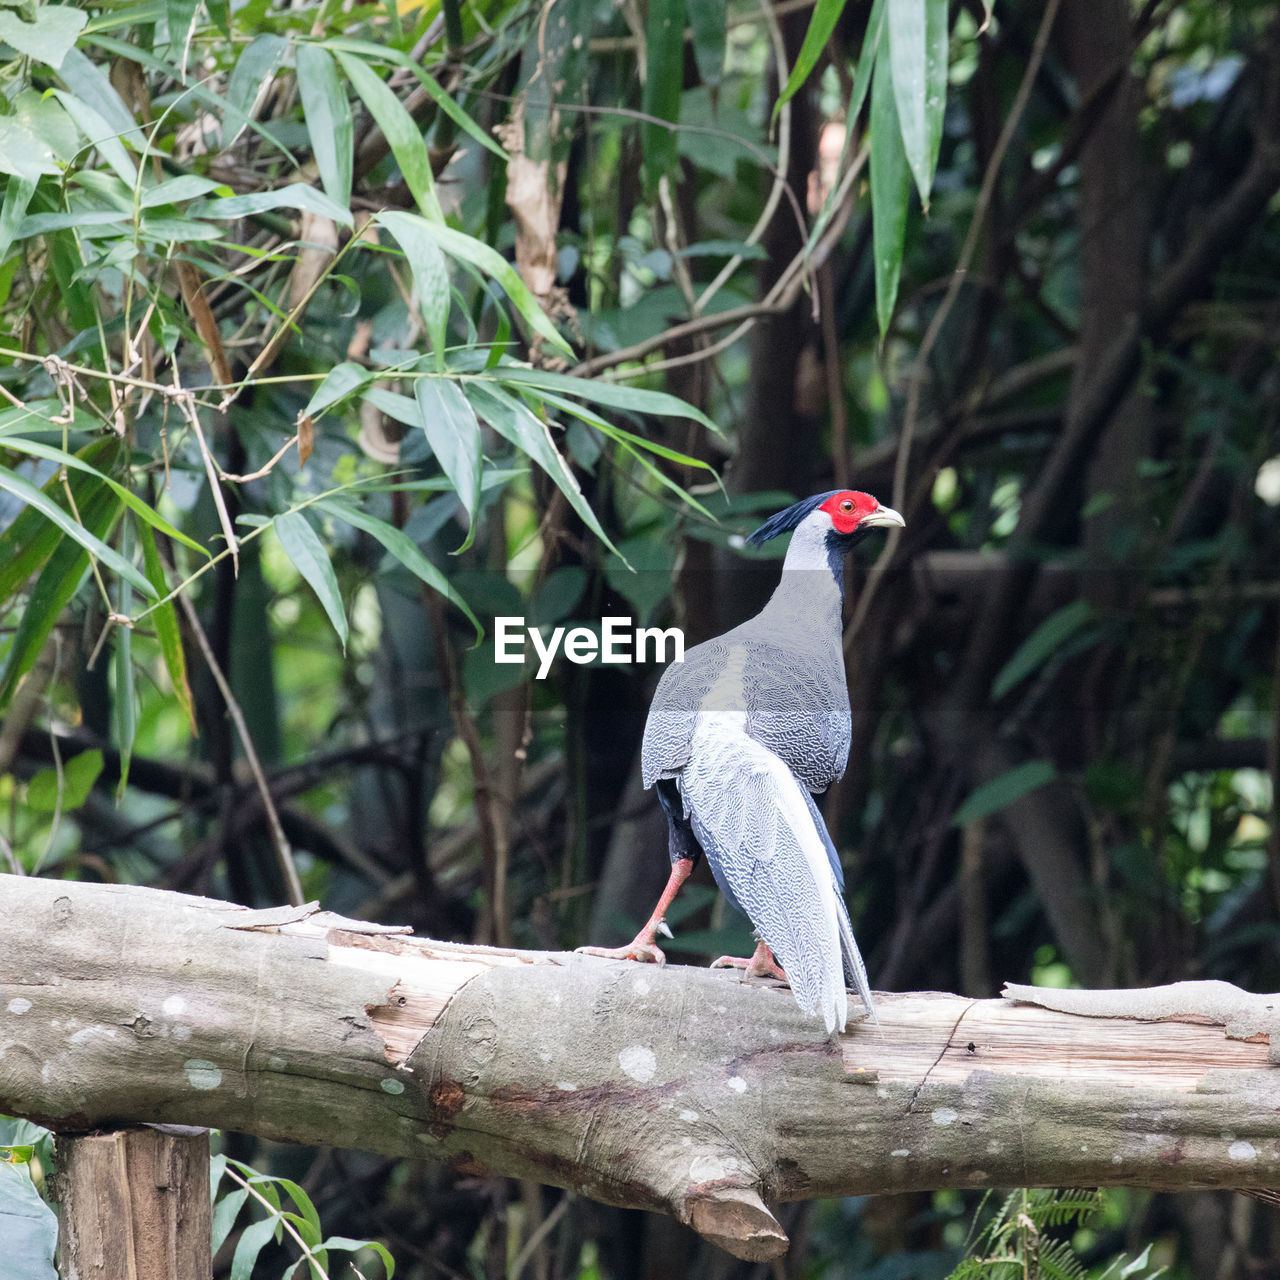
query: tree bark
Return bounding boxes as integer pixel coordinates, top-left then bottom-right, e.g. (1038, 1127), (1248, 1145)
(3, 875), (1280, 1262)
(55, 1125), (211, 1280)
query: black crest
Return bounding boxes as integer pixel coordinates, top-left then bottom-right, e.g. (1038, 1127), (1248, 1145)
(746, 491), (843, 547)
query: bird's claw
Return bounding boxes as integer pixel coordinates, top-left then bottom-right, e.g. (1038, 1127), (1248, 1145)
(576, 941), (667, 966)
(710, 948), (788, 984)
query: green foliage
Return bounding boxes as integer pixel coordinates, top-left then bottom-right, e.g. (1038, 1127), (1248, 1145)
(946, 1190), (1164, 1280)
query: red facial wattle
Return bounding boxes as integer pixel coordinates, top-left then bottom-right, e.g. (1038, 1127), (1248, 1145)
(819, 490), (879, 535)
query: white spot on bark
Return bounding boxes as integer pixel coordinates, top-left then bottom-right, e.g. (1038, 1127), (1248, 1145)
(7, 998), (31, 1015)
(632, 978), (651, 995)
(932, 1107), (958, 1126)
(538, 1051), (552, 1062)
(556, 1082), (578, 1092)
(891, 1149), (909, 1158)
(1112, 1155), (1123, 1164)
(173, 1025), (192, 1042)
(727, 1076), (747, 1093)
(679, 1109), (699, 1122)
(184, 1059), (222, 1090)
(682, 1137), (691, 1146)
(690, 1154), (738, 1181)
(268, 1055), (287, 1071)
(381, 1078), (405, 1095)
(69, 1025), (117, 1045)
(1080, 1145), (1088, 1152)
(876, 1087), (890, 1099)
(619, 1045), (656, 1083)
(986, 1141), (1002, 1154)
(162, 996), (186, 1016)
(1229, 1141), (1257, 1163)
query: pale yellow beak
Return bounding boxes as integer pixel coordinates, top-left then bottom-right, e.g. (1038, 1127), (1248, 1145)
(862, 505), (905, 529)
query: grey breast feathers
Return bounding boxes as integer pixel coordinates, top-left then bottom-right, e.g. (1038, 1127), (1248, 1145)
(640, 636), (727, 788)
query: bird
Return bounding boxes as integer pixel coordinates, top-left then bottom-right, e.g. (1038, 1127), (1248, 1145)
(579, 489), (904, 1033)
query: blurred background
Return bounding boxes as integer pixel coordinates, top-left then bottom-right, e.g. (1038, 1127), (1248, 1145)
(2, 0), (1280, 1273)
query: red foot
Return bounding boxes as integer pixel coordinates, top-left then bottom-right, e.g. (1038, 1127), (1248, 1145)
(710, 941), (787, 983)
(576, 938), (667, 966)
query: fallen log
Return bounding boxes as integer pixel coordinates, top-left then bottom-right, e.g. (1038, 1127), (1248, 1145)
(2, 874), (1278, 1261)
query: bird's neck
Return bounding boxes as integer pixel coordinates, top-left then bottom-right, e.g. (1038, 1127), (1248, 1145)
(756, 521), (846, 630)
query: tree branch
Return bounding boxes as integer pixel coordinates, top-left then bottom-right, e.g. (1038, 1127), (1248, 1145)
(3, 876), (1280, 1262)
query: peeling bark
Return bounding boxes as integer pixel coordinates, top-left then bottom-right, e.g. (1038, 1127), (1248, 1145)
(3, 876), (1280, 1261)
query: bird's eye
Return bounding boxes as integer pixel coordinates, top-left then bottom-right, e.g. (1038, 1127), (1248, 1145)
(840, 500), (853, 512)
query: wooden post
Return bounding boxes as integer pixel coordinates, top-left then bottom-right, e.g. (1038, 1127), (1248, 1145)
(56, 1125), (211, 1280)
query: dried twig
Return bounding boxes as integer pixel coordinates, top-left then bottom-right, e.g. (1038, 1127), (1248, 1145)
(176, 591), (305, 907)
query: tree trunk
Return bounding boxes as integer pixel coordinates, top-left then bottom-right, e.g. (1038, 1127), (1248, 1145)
(3, 875), (1280, 1262)
(55, 1125), (211, 1280)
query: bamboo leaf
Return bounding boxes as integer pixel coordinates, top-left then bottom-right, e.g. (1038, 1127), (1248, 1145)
(225, 34), (288, 143)
(0, 4), (87, 70)
(138, 526), (195, 732)
(465, 382), (620, 559)
(413, 377), (483, 549)
(2, 436), (209, 558)
(687, 0), (725, 88)
(847, 0), (886, 130)
(0, 482), (118, 705)
(315, 498), (481, 639)
(274, 511), (348, 650)
(777, 0), (850, 114)
(870, 48), (910, 336)
(26, 748), (103, 811)
(390, 218), (571, 357)
(336, 51), (442, 222)
(952, 761), (1058, 827)
(992, 601), (1095, 700)
(193, 184), (352, 227)
(0, 463), (155, 598)
(887, 0), (932, 205)
(112, 523), (136, 798)
(375, 210), (451, 369)
(140, 174), (221, 207)
(641, 0), (685, 190)
(304, 361), (372, 417)
(923, 0), (949, 203)
(296, 44), (353, 210)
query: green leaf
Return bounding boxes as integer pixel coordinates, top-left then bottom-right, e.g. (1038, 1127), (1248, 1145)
(687, 0), (725, 88)
(304, 361), (372, 417)
(112, 525), (136, 798)
(211, 1187), (248, 1255)
(0, 4), (87, 69)
(776, 0), (849, 114)
(167, 0), (199, 77)
(315, 498), (481, 639)
(1, 435), (209, 558)
(0, 93), (76, 183)
(322, 37), (505, 160)
(398, 219), (572, 357)
(887, 0), (934, 205)
(641, 0), (685, 190)
(316, 1236), (396, 1277)
(336, 51), (442, 222)
(0, 482), (118, 704)
(375, 210), (450, 369)
(57, 47), (138, 139)
(231, 1214), (280, 1280)
(492, 366), (722, 434)
(53, 89), (137, 186)
(869, 48), (910, 336)
(296, 44), (353, 210)
(952, 760), (1058, 827)
(0, 174), (36, 261)
(140, 174), (222, 207)
(26, 748), (104, 811)
(225, 34), (288, 142)
(0, 1161), (58, 1280)
(991, 600), (1095, 701)
(847, 0), (885, 130)
(414, 377), (483, 549)
(274, 511), (348, 651)
(193, 183), (352, 227)
(922, 0), (949, 204)
(139, 525), (195, 731)
(465, 382), (619, 559)
(0, 463), (156, 598)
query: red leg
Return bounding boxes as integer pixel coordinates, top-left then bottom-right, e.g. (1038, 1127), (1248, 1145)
(711, 940), (788, 983)
(576, 858), (694, 965)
